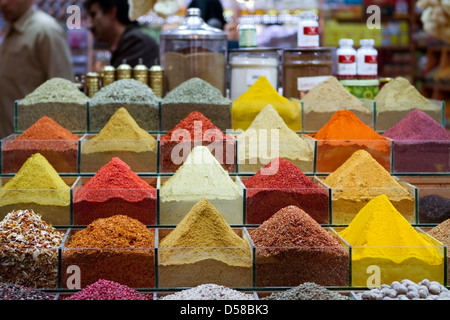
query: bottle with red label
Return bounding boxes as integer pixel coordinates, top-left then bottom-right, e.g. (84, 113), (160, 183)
(297, 11), (319, 48)
(337, 38), (356, 80)
(357, 39), (378, 79)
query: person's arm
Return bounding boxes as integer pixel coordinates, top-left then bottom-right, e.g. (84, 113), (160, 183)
(35, 22), (74, 81)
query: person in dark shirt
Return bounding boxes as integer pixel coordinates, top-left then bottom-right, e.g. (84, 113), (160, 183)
(188, 0), (226, 30)
(84, 0), (159, 68)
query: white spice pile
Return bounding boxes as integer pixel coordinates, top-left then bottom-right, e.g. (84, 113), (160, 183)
(160, 283), (255, 300)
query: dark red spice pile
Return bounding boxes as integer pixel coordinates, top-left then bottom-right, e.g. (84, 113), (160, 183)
(383, 109), (450, 173)
(73, 157), (157, 225)
(249, 205), (349, 287)
(0, 282), (55, 300)
(244, 158), (329, 224)
(159, 111), (235, 172)
(65, 279), (151, 300)
(2, 116), (79, 173)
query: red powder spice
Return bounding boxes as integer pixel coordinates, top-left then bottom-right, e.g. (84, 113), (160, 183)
(383, 109), (450, 173)
(249, 205), (349, 287)
(65, 279), (151, 300)
(309, 110), (391, 173)
(243, 158), (329, 224)
(73, 157), (157, 225)
(2, 116), (79, 173)
(159, 111), (235, 172)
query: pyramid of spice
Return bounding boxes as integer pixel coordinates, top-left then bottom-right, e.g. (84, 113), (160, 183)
(160, 111), (235, 172)
(243, 157), (329, 224)
(232, 76), (301, 131)
(161, 77), (232, 131)
(237, 104), (313, 172)
(73, 157), (157, 225)
(0, 153), (70, 207)
(339, 195), (444, 285)
(250, 205), (349, 287)
(82, 107), (156, 154)
(159, 199), (251, 267)
(2, 116), (79, 173)
(65, 279), (151, 300)
(323, 150), (414, 224)
(427, 218), (450, 282)
(160, 146), (242, 202)
(16, 77), (88, 132)
(89, 79), (159, 131)
(0, 209), (64, 288)
(382, 109), (450, 173)
(63, 215), (155, 288)
(310, 109), (390, 172)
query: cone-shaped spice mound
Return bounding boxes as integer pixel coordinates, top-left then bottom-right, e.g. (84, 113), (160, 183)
(15, 116), (79, 141)
(249, 205), (349, 287)
(159, 199), (251, 267)
(0, 153), (70, 206)
(244, 158), (329, 224)
(73, 157), (156, 225)
(82, 107), (156, 153)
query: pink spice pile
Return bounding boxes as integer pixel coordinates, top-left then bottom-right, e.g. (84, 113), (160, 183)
(65, 279), (150, 300)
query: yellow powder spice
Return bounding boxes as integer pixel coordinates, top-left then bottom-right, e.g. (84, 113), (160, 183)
(323, 150), (414, 223)
(339, 195), (444, 285)
(232, 76), (301, 131)
(237, 104), (313, 163)
(0, 153), (70, 206)
(82, 107), (156, 154)
(159, 199), (252, 267)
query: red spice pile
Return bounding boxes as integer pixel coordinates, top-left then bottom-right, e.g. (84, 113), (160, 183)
(65, 279), (151, 300)
(73, 157), (157, 225)
(244, 158), (329, 224)
(2, 116), (79, 173)
(249, 205), (349, 287)
(159, 111), (235, 172)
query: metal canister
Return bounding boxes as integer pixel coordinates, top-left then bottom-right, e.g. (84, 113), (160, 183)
(379, 77), (392, 89)
(133, 59), (149, 85)
(101, 65), (116, 87)
(149, 65), (164, 98)
(116, 61), (132, 80)
(86, 72), (100, 97)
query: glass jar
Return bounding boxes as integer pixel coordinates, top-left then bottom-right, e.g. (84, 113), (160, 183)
(159, 7), (228, 96)
(282, 48), (333, 99)
(228, 48), (279, 100)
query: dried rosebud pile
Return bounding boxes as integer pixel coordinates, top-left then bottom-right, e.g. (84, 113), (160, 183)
(65, 279), (151, 300)
(0, 282), (55, 300)
(0, 210), (64, 288)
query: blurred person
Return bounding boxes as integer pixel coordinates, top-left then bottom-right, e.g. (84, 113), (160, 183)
(188, 0), (226, 30)
(0, 0), (74, 139)
(84, 0), (159, 68)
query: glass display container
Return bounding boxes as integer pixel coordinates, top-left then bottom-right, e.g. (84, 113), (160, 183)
(159, 7), (228, 96)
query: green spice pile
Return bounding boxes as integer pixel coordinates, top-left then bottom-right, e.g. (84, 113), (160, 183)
(19, 78), (88, 105)
(0, 209), (64, 288)
(261, 282), (348, 300)
(0, 282), (56, 300)
(89, 79), (159, 131)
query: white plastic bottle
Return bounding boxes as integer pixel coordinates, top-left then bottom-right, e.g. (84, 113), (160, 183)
(337, 39), (357, 80)
(238, 17), (257, 48)
(357, 39), (378, 79)
(297, 11), (319, 48)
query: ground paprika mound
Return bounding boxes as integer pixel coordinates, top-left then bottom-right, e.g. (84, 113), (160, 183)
(160, 111), (235, 172)
(62, 215), (156, 289)
(249, 205), (349, 287)
(338, 195), (444, 286)
(382, 109), (450, 173)
(243, 157), (330, 224)
(73, 157), (157, 225)
(310, 109), (391, 173)
(2, 116), (79, 173)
